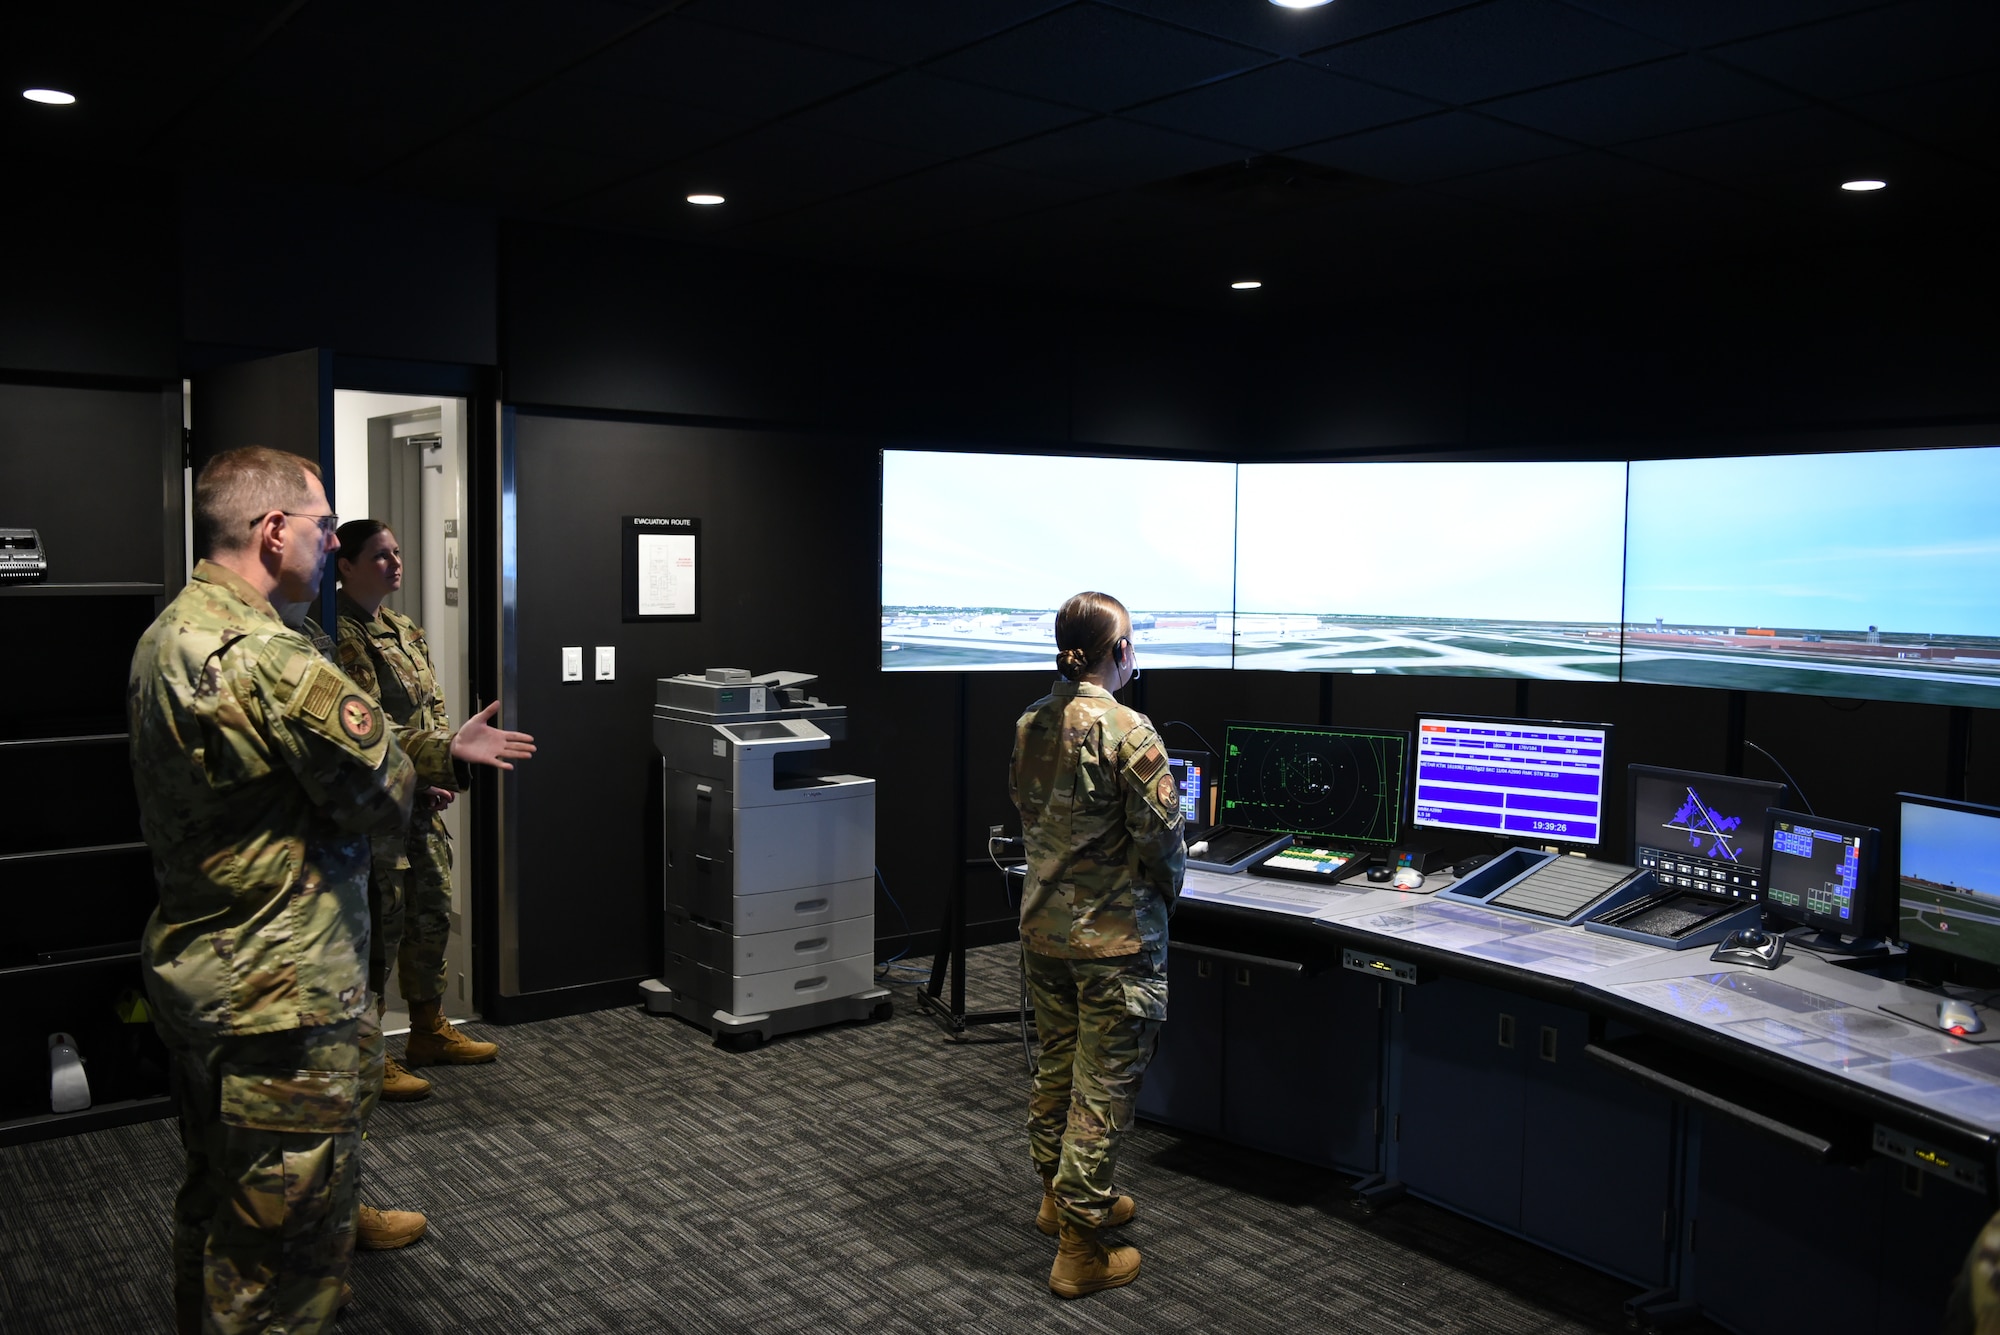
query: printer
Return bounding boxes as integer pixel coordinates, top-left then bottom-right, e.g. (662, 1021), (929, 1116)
(640, 668), (889, 1046)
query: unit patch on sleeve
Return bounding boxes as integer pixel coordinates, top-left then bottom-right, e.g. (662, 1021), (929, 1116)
(338, 695), (381, 744)
(1131, 743), (1165, 782)
(1158, 770), (1178, 808)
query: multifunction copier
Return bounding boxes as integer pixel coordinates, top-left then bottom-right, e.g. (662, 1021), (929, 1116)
(640, 668), (889, 1045)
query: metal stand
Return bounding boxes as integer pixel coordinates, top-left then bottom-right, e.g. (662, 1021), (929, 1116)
(916, 673), (1025, 1040)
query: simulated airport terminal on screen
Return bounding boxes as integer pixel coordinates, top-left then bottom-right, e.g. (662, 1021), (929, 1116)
(1218, 723), (1407, 845)
(1898, 796), (2000, 967)
(1622, 446), (2000, 707)
(1628, 766), (1786, 902)
(1412, 715), (1608, 846)
(1231, 461), (1629, 681)
(879, 449), (1237, 671)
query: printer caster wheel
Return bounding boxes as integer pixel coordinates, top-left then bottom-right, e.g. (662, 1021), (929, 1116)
(870, 1000), (895, 1023)
(717, 1031), (766, 1053)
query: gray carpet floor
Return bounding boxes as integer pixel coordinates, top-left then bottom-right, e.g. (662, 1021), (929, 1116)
(0, 945), (1719, 1333)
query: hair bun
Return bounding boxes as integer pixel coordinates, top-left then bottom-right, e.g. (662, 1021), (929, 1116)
(1057, 647), (1088, 679)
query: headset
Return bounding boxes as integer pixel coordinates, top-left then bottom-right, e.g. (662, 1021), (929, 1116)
(1113, 635), (1141, 682)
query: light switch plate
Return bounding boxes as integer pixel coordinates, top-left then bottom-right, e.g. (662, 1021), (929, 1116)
(561, 647), (582, 681)
(595, 646), (616, 681)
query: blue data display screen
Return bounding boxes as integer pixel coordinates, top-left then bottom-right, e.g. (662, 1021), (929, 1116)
(1413, 717), (1607, 845)
(1768, 820), (1862, 926)
(1169, 758), (1204, 825)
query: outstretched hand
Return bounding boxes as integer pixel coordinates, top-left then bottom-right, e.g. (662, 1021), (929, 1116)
(451, 700), (537, 771)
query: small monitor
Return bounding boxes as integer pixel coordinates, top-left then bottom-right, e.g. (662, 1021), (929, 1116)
(1897, 793), (2000, 968)
(1627, 766), (1789, 903)
(1412, 714), (1611, 847)
(1762, 810), (1879, 937)
(1166, 749), (1213, 833)
(1218, 721), (1409, 845)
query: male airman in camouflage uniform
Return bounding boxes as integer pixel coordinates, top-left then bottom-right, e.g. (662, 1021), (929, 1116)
(131, 448), (529, 1334)
(1011, 593), (1185, 1299)
(336, 587), (496, 1075)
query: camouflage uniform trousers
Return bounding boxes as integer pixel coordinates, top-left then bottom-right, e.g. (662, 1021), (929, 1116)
(1024, 942), (1167, 1230)
(368, 812), (452, 1006)
(1946, 1206), (2000, 1335)
(163, 1011), (384, 1334)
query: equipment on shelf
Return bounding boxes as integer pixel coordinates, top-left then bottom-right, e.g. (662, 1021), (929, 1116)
(0, 528), (47, 583)
(48, 1033), (89, 1113)
(641, 668), (890, 1047)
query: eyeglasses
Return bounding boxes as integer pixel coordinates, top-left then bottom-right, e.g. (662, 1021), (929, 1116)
(254, 511), (340, 533)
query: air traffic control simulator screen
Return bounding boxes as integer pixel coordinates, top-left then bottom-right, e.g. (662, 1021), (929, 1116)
(1899, 796), (2000, 968)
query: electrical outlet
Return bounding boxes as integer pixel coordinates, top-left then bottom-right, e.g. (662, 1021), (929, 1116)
(561, 647), (582, 681)
(595, 646), (616, 681)
(989, 825), (1004, 837)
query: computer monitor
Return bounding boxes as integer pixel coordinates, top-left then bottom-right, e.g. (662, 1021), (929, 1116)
(1627, 766), (1789, 903)
(1166, 749), (1213, 834)
(1218, 721), (1409, 845)
(1762, 810), (1879, 938)
(1412, 714), (1610, 848)
(1896, 794), (2000, 968)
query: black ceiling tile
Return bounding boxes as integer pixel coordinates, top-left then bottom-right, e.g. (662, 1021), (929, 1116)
(979, 117), (1237, 187)
(1847, 73), (2000, 168)
(790, 71), (1087, 157)
(477, 87), (750, 165)
(1095, 0), (1474, 56)
(1559, 0), (1889, 49)
(369, 131), (645, 211)
(1292, 111), (1574, 182)
(726, 159), (1103, 251)
(1128, 62), (1437, 151)
(1426, 148), (1684, 211)
(167, 1), (658, 174)
(1479, 55), (1802, 144)
(567, 123), (942, 226)
(930, 5), (1265, 112)
(675, 0), (1063, 65)
(554, 14), (895, 122)
(1307, 0), (1678, 104)
(1616, 106), (1904, 182)
(1713, 0), (2000, 100)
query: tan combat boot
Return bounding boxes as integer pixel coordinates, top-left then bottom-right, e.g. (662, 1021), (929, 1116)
(379, 1055), (433, 1101)
(1049, 1219), (1140, 1298)
(1036, 1171), (1135, 1236)
(403, 998), (497, 1066)
(356, 1203), (428, 1250)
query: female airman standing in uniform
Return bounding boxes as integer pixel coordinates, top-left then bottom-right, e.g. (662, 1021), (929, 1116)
(1010, 590), (1185, 1298)
(334, 520), (499, 1108)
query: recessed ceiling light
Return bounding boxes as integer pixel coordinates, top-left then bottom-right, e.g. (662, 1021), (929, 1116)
(1841, 179), (1886, 192)
(686, 193), (725, 206)
(1231, 280), (1263, 290)
(22, 89), (76, 105)
(1269, 0), (1335, 8)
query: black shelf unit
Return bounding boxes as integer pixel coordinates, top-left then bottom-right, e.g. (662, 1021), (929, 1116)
(0, 378), (181, 1145)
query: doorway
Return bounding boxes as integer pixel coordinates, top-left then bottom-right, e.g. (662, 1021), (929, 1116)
(333, 390), (476, 1033)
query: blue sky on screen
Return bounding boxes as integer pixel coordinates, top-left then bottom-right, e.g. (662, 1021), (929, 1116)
(881, 450), (1237, 611)
(1902, 802), (2000, 895)
(1626, 448), (2000, 635)
(1234, 461), (1629, 622)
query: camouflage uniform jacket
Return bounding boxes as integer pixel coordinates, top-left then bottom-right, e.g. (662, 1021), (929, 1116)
(127, 561), (459, 1037)
(334, 594), (453, 868)
(1011, 680), (1185, 959)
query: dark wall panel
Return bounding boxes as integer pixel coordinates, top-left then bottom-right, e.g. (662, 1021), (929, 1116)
(510, 414), (890, 993)
(0, 163), (179, 380)
(180, 177), (498, 367)
(0, 383), (174, 584)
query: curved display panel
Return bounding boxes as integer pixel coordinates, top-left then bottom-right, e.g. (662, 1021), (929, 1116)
(1233, 461), (1629, 680)
(880, 450), (1237, 671)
